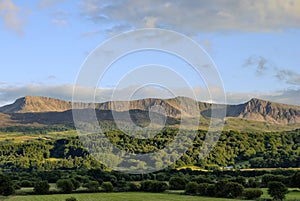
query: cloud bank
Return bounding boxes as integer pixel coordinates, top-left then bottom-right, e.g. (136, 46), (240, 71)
(1, 84), (299, 107)
(80, 0), (300, 33)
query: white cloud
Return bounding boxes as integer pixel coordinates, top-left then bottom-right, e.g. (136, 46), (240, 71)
(276, 70), (300, 86)
(0, 0), (25, 34)
(80, 0), (300, 34)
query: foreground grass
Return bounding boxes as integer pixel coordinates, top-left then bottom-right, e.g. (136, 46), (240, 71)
(3, 189), (300, 201)
(4, 192), (244, 201)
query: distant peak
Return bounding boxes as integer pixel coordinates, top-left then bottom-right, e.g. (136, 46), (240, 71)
(248, 98), (267, 103)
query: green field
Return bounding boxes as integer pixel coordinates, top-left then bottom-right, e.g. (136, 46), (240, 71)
(2, 190), (300, 201)
(2, 193), (245, 201)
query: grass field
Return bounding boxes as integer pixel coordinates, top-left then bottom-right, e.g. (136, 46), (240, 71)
(2, 192), (246, 201)
(2, 190), (300, 201)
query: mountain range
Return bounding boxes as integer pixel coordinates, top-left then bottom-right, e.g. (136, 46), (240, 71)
(0, 96), (300, 131)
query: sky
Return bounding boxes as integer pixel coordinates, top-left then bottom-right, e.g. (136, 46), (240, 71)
(0, 0), (300, 106)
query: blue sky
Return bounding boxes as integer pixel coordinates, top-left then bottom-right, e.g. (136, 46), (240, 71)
(0, 0), (300, 106)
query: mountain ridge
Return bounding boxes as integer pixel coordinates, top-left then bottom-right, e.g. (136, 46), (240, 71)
(1, 96), (300, 126)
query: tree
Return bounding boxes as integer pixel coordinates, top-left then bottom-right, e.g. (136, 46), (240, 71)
(34, 180), (50, 195)
(169, 176), (187, 190)
(0, 174), (15, 196)
(268, 181), (289, 201)
(56, 179), (74, 194)
(101, 182), (113, 192)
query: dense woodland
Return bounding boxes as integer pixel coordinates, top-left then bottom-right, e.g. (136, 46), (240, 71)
(0, 128), (299, 171)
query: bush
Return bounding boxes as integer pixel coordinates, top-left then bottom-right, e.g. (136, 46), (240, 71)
(247, 178), (260, 188)
(0, 174), (15, 196)
(140, 180), (153, 192)
(140, 180), (168, 193)
(56, 179), (74, 194)
(291, 172), (300, 189)
(87, 181), (99, 192)
(34, 180), (50, 195)
(185, 182), (198, 195)
(198, 183), (209, 196)
(127, 182), (139, 191)
(223, 182), (244, 198)
(214, 180), (244, 198)
(215, 180), (229, 197)
(20, 180), (34, 187)
(262, 174), (289, 187)
(228, 176), (246, 187)
(101, 182), (113, 192)
(268, 181), (289, 201)
(169, 176), (187, 190)
(192, 176), (213, 184)
(149, 181), (168, 193)
(206, 184), (216, 197)
(70, 178), (80, 190)
(242, 188), (263, 199)
(65, 197), (77, 201)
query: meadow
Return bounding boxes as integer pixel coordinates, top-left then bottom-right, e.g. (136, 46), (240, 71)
(1, 189), (300, 201)
(0, 192), (250, 201)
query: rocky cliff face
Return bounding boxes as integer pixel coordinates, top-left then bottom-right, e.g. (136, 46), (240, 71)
(232, 98), (300, 124)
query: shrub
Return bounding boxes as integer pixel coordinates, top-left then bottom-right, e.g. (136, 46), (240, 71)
(20, 180), (34, 187)
(206, 184), (216, 197)
(185, 182), (198, 195)
(101, 182), (113, 192)
(87, 181), (99, 192)
(140, 180), (153, 192)
(70, 178), (80, 190)
(198, 183), (209, 196)
(65, 197), (77, 201)
(34, 180), (50, 195)
(140, 180), (168, 193)
(192, 176), (213, 184)
(291, 172), (300, 189)
(268, 181), (289, 201)
(247, 178), (260, 188)
(228, 176), (246, 187)
(223, 182), (244, 198)
(127, 182), (139, 191)
(215, 180), (229, 197)
(0, 174), (15, 196)
(243, 188), (263, 199)
(262, 174), (289, 187)
(149, 181), (168, 193)
(169, 176), (187, 190)
(56, 179), (74, 194)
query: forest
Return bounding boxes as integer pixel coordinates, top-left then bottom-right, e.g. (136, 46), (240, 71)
(0, 128), (299, 171)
